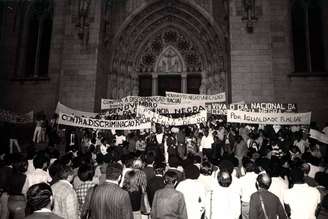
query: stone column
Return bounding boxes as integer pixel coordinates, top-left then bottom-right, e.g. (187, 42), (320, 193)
(152, 73), (158, 96)
(181, 72), (187, 93)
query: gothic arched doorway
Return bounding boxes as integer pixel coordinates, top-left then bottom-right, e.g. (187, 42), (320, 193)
(107, 0), (229, 99)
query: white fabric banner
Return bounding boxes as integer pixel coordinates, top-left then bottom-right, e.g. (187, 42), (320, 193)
(58, 113), (151, 130)
(226, 110), (311, 125)
(101, 99), (123, 110)
(121, 96), (181, 104)
(137, 106), (207, 126)
(310, 129), (328, 144)
(55, 102), (98, 118)
(165, 92), (226, 103)
(154, 103), (206, 114)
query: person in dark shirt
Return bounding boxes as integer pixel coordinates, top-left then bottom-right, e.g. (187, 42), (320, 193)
(122, 170), (142, 216)
(146, 162), (165, 206)
(249, 173), (287, 219)
(7, 153), (28, 219)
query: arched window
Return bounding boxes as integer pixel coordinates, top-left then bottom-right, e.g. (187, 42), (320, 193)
(20, 0), (53, 78)
(291, 0), (326, 72)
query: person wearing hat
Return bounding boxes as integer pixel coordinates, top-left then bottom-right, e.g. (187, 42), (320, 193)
(25, 183), (63, 219)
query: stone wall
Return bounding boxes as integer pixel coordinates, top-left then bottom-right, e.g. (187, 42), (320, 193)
(0, 0), (66, 114)
(229, 0), (328, 126)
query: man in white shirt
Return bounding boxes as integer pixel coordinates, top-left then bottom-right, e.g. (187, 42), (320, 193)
(26, 154), (52, 189)
(200, 128), (214, 159)
(211, 171), (241, 219)
(284, 168), (320, 219)
(115, 130), (126, 146)
(268, 160), (288, 205)
(239, 160), (258, 219)
(176, 165), (206, 219)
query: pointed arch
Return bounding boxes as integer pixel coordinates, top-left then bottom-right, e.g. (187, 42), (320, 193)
(155, 46), (186, 73)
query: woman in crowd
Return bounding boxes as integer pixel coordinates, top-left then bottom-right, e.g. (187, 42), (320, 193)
(123, 170), (143, 219)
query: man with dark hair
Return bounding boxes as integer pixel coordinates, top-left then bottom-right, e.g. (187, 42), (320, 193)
(301, 163), (318, 187)
(146, 162), (165, 206)
(211, 171), (241, 219)
(26, 153), (52, 189)
(268, 159), (288, 205)
(176, 165), (205, 219)
(284, 168), (321, 219)
(143, 151), (156, 181)
(151, 171), (188, 219)
(249, 173), (287, 219)
(75, 164), (95, 216)
(25, 183), (63, 219)
(239, 159), (258, 219)
(51, 163), (78, 219)
(82, 162), (133, 219)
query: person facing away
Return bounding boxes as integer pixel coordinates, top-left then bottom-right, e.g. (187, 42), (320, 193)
(249, 173), (287, 219)
(211, 171), (241, 219)
(51, 163), (78, 219)
(82, 162), (133, 219)
(25, 183), (63, 219)
(176, 164), (205, 219)
(284, 167), (321, 219)
(151, 170), (188, 219)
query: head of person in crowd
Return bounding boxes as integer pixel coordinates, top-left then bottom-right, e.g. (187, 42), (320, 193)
(256, 173), (272, 190)
(164, 170), (179, 187)
(12, 153), (28, 173)
(219, 159), (234, 175)
(56, 163), (74, 183)
(217, 171), (232, 187)
(33, 152), (50, 170)
(204, 128), (209, 137)
(290, 167), (305, 185)
(168, 156), (180, 169)
(145, 151), (156, 166)
(123, 170), (139, 192)
(301, 163), (311, 176)
(153, 162), (166, 176)
(78, 164), (95, 182)
(242, 157), (256, 173)
(106, 162), (123, 183)
(184, 164), (200, 180)
(200, 161), (213, 176)
(132, 158), (144, 169)
(26, 183), (54, 212)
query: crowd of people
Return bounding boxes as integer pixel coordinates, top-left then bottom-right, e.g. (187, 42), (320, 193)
(0, 114), (328, 219)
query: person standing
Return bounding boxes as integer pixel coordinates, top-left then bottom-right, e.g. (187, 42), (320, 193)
(249, 173), (287, 219)
(82, 162), (133, 219)
(151, 171), (188, 219)
(25, 183), (63, 219)
(51, 164), (78, 219)
(239, 159), (258, 219)
(211, 171), (241, 219)
(284, 167), (321, 219)
(176, 165), (205, 219)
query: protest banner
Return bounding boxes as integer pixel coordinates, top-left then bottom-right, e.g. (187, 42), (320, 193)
(0, 110), (34, 124)
(101, 99), (123, 110)
(165, 92), (226, 103)
(58, 113), (151, 130)
(55, 102), (98, 118)
(154, 102), (206, 115)
(121, 96), (181, 104)
(207, 102), (297, 115)
(227, 110), (311, 125)
(137, 106), (207, 126)
(309, 129), (328, 144)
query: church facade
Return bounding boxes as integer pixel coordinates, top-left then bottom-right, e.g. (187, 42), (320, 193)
(1, 0), (328, 123)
